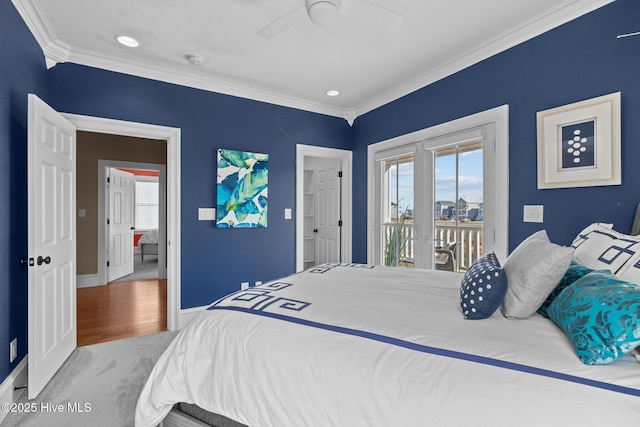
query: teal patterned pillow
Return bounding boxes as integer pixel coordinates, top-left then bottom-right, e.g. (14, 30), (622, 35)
(548, 270), (640, 364)
(537, 260), (594, 318)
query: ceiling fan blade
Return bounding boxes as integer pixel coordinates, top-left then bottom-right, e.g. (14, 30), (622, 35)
(341, 0), (404, 35)
(617, 31), (640, 39)
(258, 7), (307, 38)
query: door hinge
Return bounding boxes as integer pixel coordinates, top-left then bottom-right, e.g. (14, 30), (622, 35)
(338, 171), (343, 178)
(107, 261), (110, 267)
(107, 218), (110, 225)
(338, 220), (343, 227)
(107, 177), (110, 183)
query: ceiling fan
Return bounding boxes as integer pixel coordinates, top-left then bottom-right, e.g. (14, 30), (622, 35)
(258, 0), (404, 38)
(617, 31), (640, 39)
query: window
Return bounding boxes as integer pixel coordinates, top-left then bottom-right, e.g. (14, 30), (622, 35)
(135, 179), (159, 230)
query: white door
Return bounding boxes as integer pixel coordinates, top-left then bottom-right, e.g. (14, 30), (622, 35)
(314, 159), (341, 264)
(108, 168), (135, 281)
(27, 94), (76, 399)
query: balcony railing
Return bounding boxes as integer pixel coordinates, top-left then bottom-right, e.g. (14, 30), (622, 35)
(382, 220), (483, 271)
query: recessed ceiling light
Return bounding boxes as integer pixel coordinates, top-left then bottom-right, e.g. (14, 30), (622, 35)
(326, 90), (340, 97)
(116, 35), (139, 48)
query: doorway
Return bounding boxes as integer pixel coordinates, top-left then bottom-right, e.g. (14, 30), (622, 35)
(75, 133), (167, 345)
(102, 161), (167, 284)
(296, 145), (353, 272)
(26, 97), (181, 398)
(64, 113), (181, 331)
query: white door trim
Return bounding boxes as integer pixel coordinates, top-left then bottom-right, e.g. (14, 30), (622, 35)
(296, 145), (353, 272)
(367, 105), (509, 264)
(100, 160), (167, 282)
(63, 113), (181, 331)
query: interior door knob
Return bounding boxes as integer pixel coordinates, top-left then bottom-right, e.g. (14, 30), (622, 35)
(37, 256), (51, 266)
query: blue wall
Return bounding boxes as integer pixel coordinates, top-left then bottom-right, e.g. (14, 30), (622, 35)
(351, 0), (640, 261)
(47, 64), (353, 308)
(0, 0), (48, 384)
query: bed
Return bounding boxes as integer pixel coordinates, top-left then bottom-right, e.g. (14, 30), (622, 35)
(138, 229), (159, 262)
(135, 224), (640, 427)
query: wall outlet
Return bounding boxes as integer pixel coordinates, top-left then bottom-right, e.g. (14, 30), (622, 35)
(9, 338), (17, 363)
(241, 282), (249, 290)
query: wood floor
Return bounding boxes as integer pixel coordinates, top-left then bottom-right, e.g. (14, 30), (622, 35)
(76, 279), (167, 347)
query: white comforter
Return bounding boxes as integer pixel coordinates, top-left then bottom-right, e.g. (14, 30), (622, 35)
(138, 229), (159, 245)
(136, 264), (640, 426)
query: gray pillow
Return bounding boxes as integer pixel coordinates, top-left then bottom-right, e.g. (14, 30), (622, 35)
(501, 230), (574, 319)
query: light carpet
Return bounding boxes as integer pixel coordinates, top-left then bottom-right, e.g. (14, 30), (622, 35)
(2, 331), (178, 427)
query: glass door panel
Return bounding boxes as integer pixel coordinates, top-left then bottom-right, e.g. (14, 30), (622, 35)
(382, 154), (414, 267)
(434, 142), (483, 272)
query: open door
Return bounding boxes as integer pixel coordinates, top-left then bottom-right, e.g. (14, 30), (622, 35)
(27, 94), (77, 399)
(107, 167), (135, 281)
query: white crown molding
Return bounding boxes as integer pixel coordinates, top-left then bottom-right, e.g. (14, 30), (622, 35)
(13, 0), (613, 122)
(353, 0), (615, 119)
(11, 0), (70, 68)
(66, 45), (354, 122)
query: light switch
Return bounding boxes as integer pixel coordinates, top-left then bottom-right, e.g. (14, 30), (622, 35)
(284, 208), (292, 219)
(198, 208), (216, 221)
(523, 205), (544, 223)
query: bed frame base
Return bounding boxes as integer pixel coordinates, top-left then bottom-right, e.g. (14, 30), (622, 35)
(160, 408), (210, 427)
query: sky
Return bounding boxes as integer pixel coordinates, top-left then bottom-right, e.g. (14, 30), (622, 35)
(389, 148), (483, 215)
(435, 148), (483, 203)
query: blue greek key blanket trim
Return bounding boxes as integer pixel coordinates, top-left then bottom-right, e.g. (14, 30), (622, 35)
(208, 305), (640, 398)
(208, 283), (311, 313)
(308, 263), (375, 274)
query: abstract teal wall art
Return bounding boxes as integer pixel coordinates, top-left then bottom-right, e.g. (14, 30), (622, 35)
(216, 149), (268, 228)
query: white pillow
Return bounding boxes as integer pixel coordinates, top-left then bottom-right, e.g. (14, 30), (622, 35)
(502, 230), (574, 319)
(615, 251), (640, 285)
(571, 223), (640, 274)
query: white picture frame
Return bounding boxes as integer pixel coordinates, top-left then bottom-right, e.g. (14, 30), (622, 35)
(536, 92), (621, 189)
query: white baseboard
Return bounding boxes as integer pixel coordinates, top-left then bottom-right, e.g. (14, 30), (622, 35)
(179, 305), (208, 329)
(77, 274), (101, 288)
(0, 357), (28, 425)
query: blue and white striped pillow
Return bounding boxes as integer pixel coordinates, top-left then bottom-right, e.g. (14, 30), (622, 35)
(572, 223), (640, 274)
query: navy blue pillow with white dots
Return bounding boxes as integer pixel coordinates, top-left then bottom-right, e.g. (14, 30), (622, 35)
(460, 252), (508, 319)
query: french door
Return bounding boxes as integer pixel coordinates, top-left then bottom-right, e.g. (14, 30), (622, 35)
(369, 107), (509, 271)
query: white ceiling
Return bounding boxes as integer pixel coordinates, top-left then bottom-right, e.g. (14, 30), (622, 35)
(13, 0), (613, 123)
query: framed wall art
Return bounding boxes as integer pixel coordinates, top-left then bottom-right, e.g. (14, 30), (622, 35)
(536, 92), (621, 189)
(216, 149), (268, 228)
